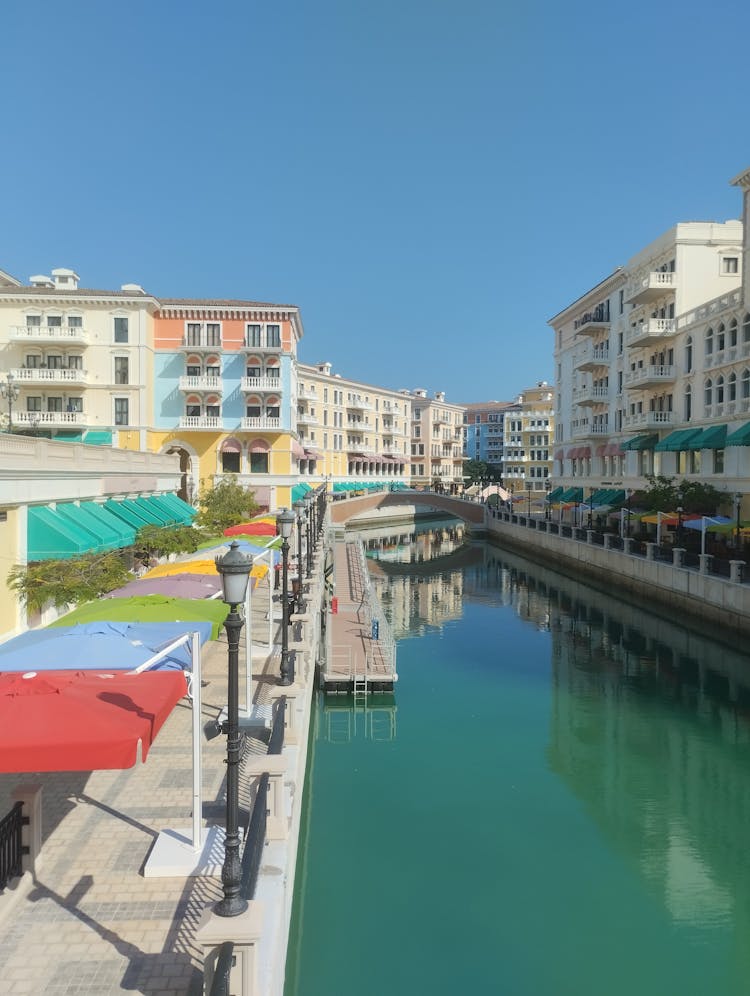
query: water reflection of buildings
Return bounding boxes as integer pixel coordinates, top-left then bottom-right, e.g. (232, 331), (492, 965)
(474, 545), (750, 954)
(318, 694), (397, 744)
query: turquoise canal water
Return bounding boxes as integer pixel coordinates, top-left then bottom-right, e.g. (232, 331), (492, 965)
(285, 527), (750, 996)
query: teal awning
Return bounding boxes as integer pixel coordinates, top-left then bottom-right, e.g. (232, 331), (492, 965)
(79, 501), (136, 547)
(133, 496), (176, 526)
(687, 424), (727, 450)
(126, 498), (166, 525)
(83, 431), (113, 446)
(558, 487), (583, 503)
(27, 506), (98, 561)
(104, 499), (153, 531)
(158, 493), (196, 521)
(546, 486), (564, 503)
(621, 433), (658, 451)
(56, 502), (122, 551)
(145, 494), (187, 524)
(53, 430), (85, 443)
(291, 484), (312, 503)
(726, 421), (750, 447)
(654, 428), (704, 452)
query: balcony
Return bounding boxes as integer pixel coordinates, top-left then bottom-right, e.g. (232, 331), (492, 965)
(625, 318), (677, 348)
(296, 411), (318, 426)
(298, 386), (318, 401)
(240, 376), (282, 392)
(571, 421), (608, 439)
(574, 343), (610, 371)
(240, 416), (281, 430)
(11, 367), (88, 386)
(179, 335), (223, 351)
(574, 306), (610, 336)
(623, 411), (673, 430)
(179, 415), (224, 430)
(15, 410), (87, 427)
(242, 336), (282, 353)
(178, 375), (223, 392)
(624, 365), (676, 389)
(626, 271), (676, 304)
(347, 397), (373, 411)
(10, 324), (89, 344)
(572, 385), (609, 406)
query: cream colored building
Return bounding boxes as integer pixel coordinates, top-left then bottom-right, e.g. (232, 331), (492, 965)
(0, 268), (158, 450)
(295, 362), (411, 484)
(407, 390), (465, 489)
(549, 206), (746, 506)
(502, 383), (554, 499)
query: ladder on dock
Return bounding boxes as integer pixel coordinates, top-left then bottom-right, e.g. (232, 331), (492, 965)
(353, 669), (368, 706)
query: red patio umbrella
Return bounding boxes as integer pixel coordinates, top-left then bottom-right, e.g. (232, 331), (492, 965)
(224, 521), (277, 537)
(0, 669), (187, 772)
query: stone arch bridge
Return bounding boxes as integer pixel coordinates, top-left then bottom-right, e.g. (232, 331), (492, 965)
(329, 490), (486, 527)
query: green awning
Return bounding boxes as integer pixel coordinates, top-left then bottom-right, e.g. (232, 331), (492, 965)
(27, 506), (99, 561)
(621, 434), (658, 451)
(687, 424), (727, 450)
(104, 499), (153, 531)
(158, 493), (196, 521)
(558, 487), (584, 503)
(725, 422), (750, 447)
(146, 494), (188, 524)
(133, 496), (175, 526)
(128, 497), (166, 525)
(83, 430), (113, 446)
(545, 486), (564, 503)
(79, 501), (136, 546)
(654, 428), (704, 452)
(53, 430), (85, 443)
(56, 502), (122, 551)
(291, 484), (313, 503)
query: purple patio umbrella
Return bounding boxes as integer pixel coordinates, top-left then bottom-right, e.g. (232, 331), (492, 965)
(105, 573), (222, 600)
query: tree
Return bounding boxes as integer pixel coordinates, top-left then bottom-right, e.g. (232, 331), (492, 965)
(134, 524), (201, 560)
(641, 474), (723, 514)
(678, 479), (724, 515)
(8, 552), (130, 615)
(463, 459), (491, 484)
(640, 475), (680, 511)
(195, 477), (259, 534)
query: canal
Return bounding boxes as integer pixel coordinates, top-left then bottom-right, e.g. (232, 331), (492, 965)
(285, 518), (750, 996)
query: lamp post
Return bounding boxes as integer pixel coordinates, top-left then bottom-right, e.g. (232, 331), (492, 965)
(587, 487), (593, 529)
(544, 479), (551, 520)
(526, 491), (532, 517)
(1, 373), (20, 433)
(304, 494), (313, 578)
(626, 488), (633, 538)
(213, 541), (252, 918)
(677, 505), (684, 547)
(293, 499), (307, 610)
(276, 507), (296, 686)
(734, 492), (742, 550)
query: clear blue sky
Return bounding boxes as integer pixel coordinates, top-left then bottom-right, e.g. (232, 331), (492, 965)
(2, 0), (748, 402)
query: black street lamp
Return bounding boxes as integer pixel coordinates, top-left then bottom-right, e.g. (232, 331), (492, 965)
(587, 487), (593, 530)
(677, 504), (684, 546)
(544, 480), (551, 520)
(276, 507), (296, 686)
(734, 492), (742, 550)
(304, 494), (313, 578)
(213, 541), (253, 918)
(293, 499), (306, 610)
(526, 491), (532, 516)
(1, 373), (20, 433)
(626, 488), (633, 538)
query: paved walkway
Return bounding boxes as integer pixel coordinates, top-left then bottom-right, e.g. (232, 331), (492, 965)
(0, 587), (282, 996)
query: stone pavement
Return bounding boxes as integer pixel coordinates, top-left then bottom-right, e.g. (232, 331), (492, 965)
(0, 588), (282, 996)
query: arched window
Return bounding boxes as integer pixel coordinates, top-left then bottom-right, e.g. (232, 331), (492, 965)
(743, 369), (750, 400)
(728, 372), (737, 402)
(705, 327), (714, 355)
(716, 375), (725, 404)
(245, 394), (262, 419)
(705, 378), (713, 406)
(717, 323), (726, 352)
(249, 438), (270, 473)
(266, 395), (281, 420)
(685, 336), (693, 374)
(744, 314), (750, 345)
(730, 318), (738, 347)
(220, 437), (242, 473)
(684, 384), (692, 421)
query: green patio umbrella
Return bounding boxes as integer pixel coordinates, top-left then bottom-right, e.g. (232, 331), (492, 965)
(50, 594), (229, 641)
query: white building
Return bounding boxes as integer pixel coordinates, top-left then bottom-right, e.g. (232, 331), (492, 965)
(549, 202), (747, 509)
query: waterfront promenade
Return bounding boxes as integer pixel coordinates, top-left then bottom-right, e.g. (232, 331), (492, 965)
(0, 592), (279, 996)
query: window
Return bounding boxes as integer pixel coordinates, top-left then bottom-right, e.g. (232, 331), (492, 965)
(729, 372), (737, 402)
(206, 323), (221, 347)
(730, 319), (738, 347)
(114, 317), (129, 343)
(48, 355), (63, 369)
(705, 379), (713, 406)
(685, 337), (693, 374)
(26, 315), (41, 327)
(206, 404), (220, 417)
(250, 451), (269, 473)
(267, 366), (279, 379)
(743, 370), (750, 400)
(246, 365), (260, 379)
(68, 355), (82, 370)
(186, 323), (202, 346)
(222, 451), (240, 473)
(619, 289), (624, 314)
(714, 449), (725, 473)
(114, 398), (129, 425)
(47, 397), (63, 412)
(205, 364), (220, 378)
(186, 403), (201, 417)
(246, 404), (261, 418)
(66, 397), (82, 413)
(723, 257), (739, 274)
(717, 325), (725, 352)
(266, 404), (280, 419)
(266, 324), (281, 347)
(685, 385), (692, 421)
(114, 357), (129, 385)
(27, 396), (41, 411)
(47, 315), (62, 328)
(187, 364), (201, 377)
(68, 315), (83, 328)
(717, 376), (725, 404)
(25, 354), (40, 368)
(705, 327), (713, 355)
(744, 314), (750, 344)
(246, 324), (261, 347)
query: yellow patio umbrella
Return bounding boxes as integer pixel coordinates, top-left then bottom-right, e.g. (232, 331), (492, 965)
(144, 558), (269, 582)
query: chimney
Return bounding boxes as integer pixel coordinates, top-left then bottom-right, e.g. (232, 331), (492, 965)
(51, 268), (80, 290)
(29, 274), (55, 288)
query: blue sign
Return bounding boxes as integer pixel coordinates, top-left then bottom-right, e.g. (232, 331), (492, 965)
(371, 619), (380, 640)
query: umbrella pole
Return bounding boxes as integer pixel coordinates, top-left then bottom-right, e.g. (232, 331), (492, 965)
(191, 630), (202, 851)
(244, 578), (252, 711)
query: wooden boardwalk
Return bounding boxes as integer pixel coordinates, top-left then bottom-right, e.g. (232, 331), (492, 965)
(321, 538), (396, 693)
